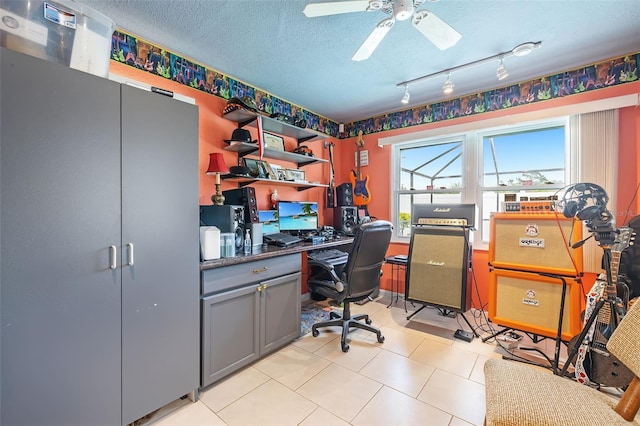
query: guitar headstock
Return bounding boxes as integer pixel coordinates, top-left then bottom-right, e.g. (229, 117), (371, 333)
(613, 226), (635, 255)
(356, 130), (364, 148)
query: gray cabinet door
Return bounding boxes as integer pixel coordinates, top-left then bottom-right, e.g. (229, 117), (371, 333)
(0, 48), (122, 425)
(201, 285), (261, 387)
(261, 272), (302, 354)
(120, 86), (200, 425)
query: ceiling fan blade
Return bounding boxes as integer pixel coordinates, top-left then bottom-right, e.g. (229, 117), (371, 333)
(352, 17), (394, 61)
(303, 1), (372, 17)
(412, 9), (462, 50)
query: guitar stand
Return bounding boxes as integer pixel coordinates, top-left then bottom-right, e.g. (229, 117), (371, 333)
(559, 298), (613, 379)
(493, 274), (569, 376)
(406, 303), (480, 339)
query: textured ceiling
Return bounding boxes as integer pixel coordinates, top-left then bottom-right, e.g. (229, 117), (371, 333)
(76, 0), (640, 123)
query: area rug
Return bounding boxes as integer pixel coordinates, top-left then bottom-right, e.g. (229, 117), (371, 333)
(300, 302), (339, 336)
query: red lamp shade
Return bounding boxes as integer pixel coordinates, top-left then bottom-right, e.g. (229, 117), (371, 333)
(206, 153), (229, 175)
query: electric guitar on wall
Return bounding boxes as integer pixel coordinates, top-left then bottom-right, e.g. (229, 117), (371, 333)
(569, 227), (635, 387)
(350, 130), (371, 205)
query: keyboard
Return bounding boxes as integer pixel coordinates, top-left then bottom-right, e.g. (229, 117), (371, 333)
(263, 232), (303, 247)
(308, 249), (349, 264)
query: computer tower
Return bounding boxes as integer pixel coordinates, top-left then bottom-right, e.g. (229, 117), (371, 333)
(200, 205), (245, 251)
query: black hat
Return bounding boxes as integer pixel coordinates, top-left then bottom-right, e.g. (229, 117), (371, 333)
(224, 128), (256, 145)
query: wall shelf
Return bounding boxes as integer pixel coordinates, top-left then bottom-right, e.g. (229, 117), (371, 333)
(223, 108), (326, 144)
(224, 142), (327, 166)
(221, 174), (328, 191)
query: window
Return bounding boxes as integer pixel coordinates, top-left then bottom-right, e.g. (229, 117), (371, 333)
(392, 118), (569, 247)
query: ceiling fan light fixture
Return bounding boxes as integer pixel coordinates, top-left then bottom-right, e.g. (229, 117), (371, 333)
(496, 58), (508, 80)
(393, 0), (414, 21)
(442, 73), (454, 94)
(401, 85), (410, 104)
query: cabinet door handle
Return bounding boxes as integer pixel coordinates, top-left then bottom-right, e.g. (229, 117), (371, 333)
(109, 245), (117, 269)
(253, 266), (268, 274)
(127, 243), (134, 266)
(262, 283), (268, 291)
(256, 285), (263, 292)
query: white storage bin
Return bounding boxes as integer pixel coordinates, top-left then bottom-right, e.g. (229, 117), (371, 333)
(200, 226), (221, 261)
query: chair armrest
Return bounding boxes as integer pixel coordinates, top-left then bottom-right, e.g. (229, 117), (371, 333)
(308, 259), (344, 292)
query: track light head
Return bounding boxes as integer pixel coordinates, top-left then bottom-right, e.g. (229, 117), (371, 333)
(442, 73), (454, 94)
(496, 58), (508, 80)
(401, 85), (410, 104)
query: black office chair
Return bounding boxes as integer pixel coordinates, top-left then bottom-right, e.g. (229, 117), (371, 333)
(308, 220), (392, 352)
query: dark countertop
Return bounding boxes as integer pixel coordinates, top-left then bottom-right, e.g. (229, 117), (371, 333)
(200, 237), (354, 271)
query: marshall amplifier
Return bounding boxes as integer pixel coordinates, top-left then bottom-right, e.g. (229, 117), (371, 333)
(405, 226), (472, 312)
(411, 203), (478, 229)
(199, 205), (245, 251)
(222, 187), (259, 223)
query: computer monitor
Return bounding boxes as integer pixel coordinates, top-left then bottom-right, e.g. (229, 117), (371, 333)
(277, 201), (318, 233)
(258, 210), (280, 235)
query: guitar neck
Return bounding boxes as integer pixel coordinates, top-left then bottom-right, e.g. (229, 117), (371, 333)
(605, 251), (621, 300)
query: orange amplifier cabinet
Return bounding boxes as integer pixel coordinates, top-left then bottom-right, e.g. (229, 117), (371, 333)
(488, 269), (583, 340)
(489, 212), (583, 276)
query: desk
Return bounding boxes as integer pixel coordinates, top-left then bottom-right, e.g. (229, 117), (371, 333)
(200, 237), (353, 271)
(385, 255), (409, 311)
(199, 237), (353, 388)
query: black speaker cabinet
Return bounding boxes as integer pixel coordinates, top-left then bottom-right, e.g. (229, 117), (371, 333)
(336, 183), (353, 207)
(222, 187), (259, 223)
(406, 226), (472, 312)
(334, 206), (358, 236)
(199, 205), (245, 251)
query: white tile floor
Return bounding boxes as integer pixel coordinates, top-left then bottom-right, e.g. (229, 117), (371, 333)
(145, 295), (596, 426)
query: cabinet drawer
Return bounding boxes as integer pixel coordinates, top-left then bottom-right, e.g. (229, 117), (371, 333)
(201, 254), (300, 295)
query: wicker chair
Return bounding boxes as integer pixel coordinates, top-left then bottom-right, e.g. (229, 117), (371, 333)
(484, 299), (640, 425)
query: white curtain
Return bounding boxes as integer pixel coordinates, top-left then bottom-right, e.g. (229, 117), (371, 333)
(571, 109), (619, 273)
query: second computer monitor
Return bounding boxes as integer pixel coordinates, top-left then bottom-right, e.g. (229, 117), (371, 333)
(278, 201), (318, 233)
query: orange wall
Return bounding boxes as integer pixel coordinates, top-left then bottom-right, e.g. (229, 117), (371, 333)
(111, 61), (640, 307)
(333, 82), (640, 308)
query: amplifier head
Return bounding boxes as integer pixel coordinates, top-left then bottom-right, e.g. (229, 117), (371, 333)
(411, 203), (478, 229)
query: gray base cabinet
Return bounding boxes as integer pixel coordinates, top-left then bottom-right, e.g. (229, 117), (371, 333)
(0, 48), (199, 425)
(201, 255), (301, 387)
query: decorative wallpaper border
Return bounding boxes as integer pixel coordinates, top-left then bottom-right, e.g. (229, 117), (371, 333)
(110, 30), (638, 140)
(345, 53), (639, 138)
(111, 30), (339, 137)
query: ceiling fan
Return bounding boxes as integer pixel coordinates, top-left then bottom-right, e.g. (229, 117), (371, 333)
(303, 0), (461, 61)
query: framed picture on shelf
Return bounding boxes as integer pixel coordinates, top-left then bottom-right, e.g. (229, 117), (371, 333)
(263, 132), (285, 151)
(256, 160), (273, 179)
(242, 158), (260, 177)
(270, 163), (285, 180)
(284, 168), (306, 182)
(262, 162), (278, 180)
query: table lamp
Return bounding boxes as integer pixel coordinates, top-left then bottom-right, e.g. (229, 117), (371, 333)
(206, 153), (229, 205)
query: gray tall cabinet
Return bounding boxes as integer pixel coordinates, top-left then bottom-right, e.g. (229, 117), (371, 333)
(0, 48), (199, 425)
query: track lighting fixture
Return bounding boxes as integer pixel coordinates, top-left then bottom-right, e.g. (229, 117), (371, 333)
(396, 41), (541, 97)
(401, 85), (410, 104)
(496, 57), (508, 80)
(442, 73), (454, 94)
